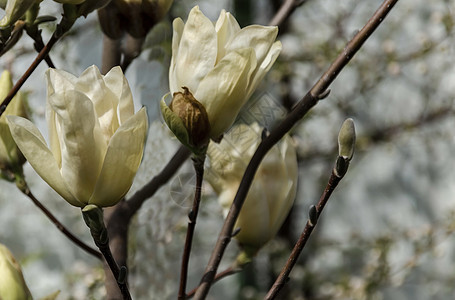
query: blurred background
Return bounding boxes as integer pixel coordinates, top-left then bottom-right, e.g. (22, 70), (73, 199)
(1, 0), (455, 299)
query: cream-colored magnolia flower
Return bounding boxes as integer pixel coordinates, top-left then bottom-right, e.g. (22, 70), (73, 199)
(207, 123), (298, 253)
(0, 244), (32, 300)
(7, 65), (148, 207)
(167, 6), (282, 140)
(0, 70), (27, 171)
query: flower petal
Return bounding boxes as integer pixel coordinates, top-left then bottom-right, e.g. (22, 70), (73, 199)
(169, 17), (185, 94)
(89, 108), (148, 207)
(215, 10), (240, 63)
(225, 25), (278, 68)
(6, 116), (82, 207)
(195, 48), (257, 138)
(172, 6), (217, 94)
(49, 90), (105, 204)
(246, 40), (282, 99)
(104, 66), (134, 125)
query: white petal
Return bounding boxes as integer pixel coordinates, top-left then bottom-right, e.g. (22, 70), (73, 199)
(246, 40), (282, 99)
(225, 25), (278, 68)
(49, 90), (105, 204)
(215, 10), (240, 63)
(173, 6), (217, 94)
(169, 17), (185, 94)
(89, 108), (148, 207)
(104, 66), (134, 125)
(6, 116), (82, 207)
(75, 65), (120, 139)
(46, 68), (77, 96)
(195, 48), (257, 138)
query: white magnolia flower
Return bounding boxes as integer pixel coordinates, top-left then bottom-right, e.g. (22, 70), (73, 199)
(167, 6), (282, 140)
(207, 123), (298, 253)
(0, 244), (32, 300)
(8, 66), (148, 208)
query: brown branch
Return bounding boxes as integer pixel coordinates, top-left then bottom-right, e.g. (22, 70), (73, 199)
(178, 155), (206, 300)
(193, 0), (400, 298)
(15, 177), (102, 260)
(265, 165), (345, 299)
(186, 266), (241, 299)
(269, 0), (309, 27)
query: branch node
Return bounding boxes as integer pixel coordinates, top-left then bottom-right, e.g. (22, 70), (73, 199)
(317, 89), (331, 100)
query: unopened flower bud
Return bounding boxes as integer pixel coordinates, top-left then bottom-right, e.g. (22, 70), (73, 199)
(0, 70), (27, 172)
(0, 243), (32, 300)
(338, 118), (356, 160)
(161, 87), (210, 153)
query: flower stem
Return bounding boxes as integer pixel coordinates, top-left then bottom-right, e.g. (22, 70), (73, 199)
(82, 205), (132, 300)
(178, 153), (206, 300)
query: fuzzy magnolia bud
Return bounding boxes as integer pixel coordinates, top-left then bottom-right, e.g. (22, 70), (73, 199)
(0, 70), (27, 172)
(161, 87), (210, 153)
(338, 118), (356, 160)
(0, 244), (32, 300)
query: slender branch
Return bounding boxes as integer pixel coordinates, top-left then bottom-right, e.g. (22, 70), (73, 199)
(178, 154), (206, 300)
(97, 242), (132, 300)
(122, 145), (191, 220)
(101, 35), (121, 74)
(265, 166), (345, 299)
(26, 28), (56, 68)
(269, 0), (308, 27)
(15, 177), (102, 260)
(0, 34), (58, 117)
(193, 0), (399, 298)
(186, 266), (241, 299)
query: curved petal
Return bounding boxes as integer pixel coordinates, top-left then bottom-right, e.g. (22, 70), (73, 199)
(46, 68), (77, 97)
(195, 48), (257, 138)
(74, 66), (120, 138)
(89, 108), (148, 207)
(49, 90), (105, 204)
(6, 116), (82, 207)
(225, 25), (278, 68)
(246, 40), (282, 99)
(173, 6), (217, 94)
(169, 17), (185, 94)
(104, 66), (134, 125)
(215, 10), (240, 63)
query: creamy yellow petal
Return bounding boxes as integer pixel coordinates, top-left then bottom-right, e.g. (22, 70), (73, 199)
(215, 10), (240, 63)
(246, 40), (282, 99)
(169, 17), (185, 94)
(6, 116), (82, 207)
(195, 48), (257, 139)
(46, 68), (78, 96)
(49, 90), (105, 204)
(104, 66), (134, 125)
(89, 108), (148, 207)
(173, 6), (217, 94)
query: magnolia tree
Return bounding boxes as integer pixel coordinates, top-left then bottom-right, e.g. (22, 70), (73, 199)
(0, 0), (453, 299)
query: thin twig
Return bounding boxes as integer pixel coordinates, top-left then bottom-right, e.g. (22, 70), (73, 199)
(26, 29), (56, 68)
(178, 154), (206, 300)
(193, 0), (399, 298)
(121, 145), (191, 220)
(186, 266), (241, 299)
(0, 34), (58, 117)
(16, 179), (102, 260)
(96, 240), (132, 300)
(269, 0), (308, 27)
(265, 168), (344, 299)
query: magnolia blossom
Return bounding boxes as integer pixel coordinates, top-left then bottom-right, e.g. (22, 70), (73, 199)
(0, 244), (32, 300)
(167, 6), (282, 140)
(207, 123), (298, 252)
(0, 70), (27, 171)
(8, 66), (148, 207)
